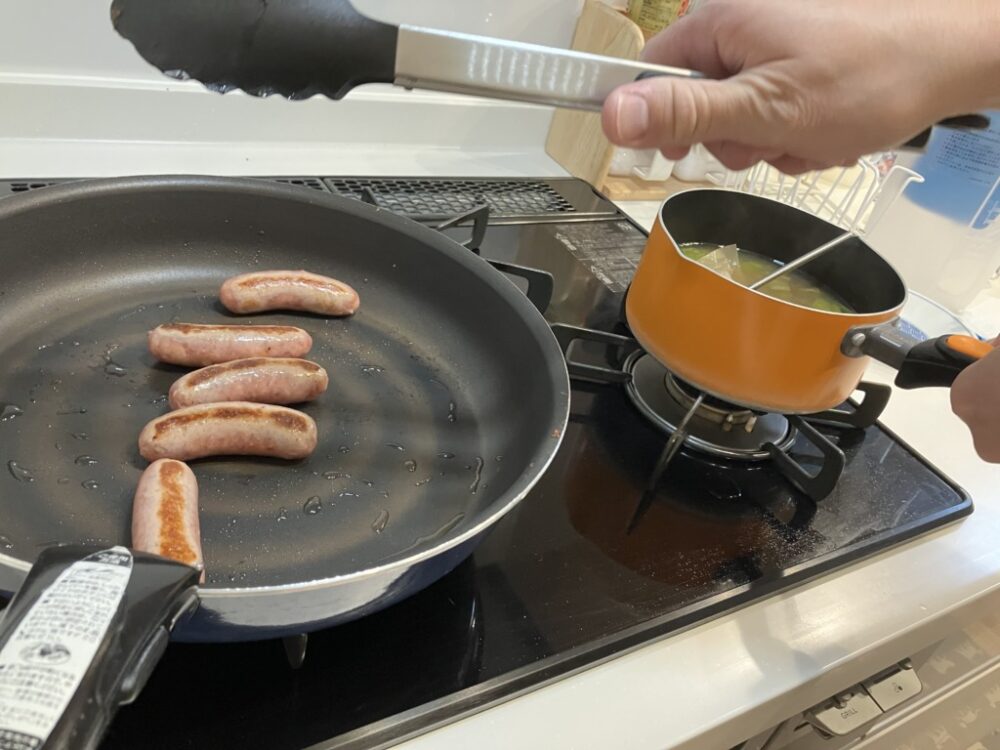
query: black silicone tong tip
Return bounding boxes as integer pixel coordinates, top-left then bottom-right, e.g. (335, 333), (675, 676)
(110, 0), (399, 100)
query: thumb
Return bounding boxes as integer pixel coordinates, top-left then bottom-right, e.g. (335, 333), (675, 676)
(602, 76), (767, 151)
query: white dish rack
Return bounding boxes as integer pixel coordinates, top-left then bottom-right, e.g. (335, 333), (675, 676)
(708, 156), (925, 236)
(693, 153), (991, 337)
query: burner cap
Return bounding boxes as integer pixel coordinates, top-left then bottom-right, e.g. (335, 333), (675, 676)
(664, 373), (759, 428)
(623, 351), (795, 460)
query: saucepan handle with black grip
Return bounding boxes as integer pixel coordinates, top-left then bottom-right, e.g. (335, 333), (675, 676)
(843, 324), (994, 389)
(902, 114), (992, 149)
(0, 545), (199, 750)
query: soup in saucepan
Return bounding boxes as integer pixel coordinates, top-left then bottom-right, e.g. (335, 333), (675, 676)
(679, 242), (854, 314)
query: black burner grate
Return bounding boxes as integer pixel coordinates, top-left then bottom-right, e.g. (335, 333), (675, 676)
(323, 177), (575, 218)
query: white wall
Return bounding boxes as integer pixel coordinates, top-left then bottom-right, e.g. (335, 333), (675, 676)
(0, 0), (583, 174)
(359, 0), (582, 47)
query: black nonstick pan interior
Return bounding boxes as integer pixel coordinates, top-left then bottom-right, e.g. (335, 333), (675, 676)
(0, 177), (566, 590)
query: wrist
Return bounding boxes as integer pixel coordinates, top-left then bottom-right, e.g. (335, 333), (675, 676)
(934, 0), (1000, 113)
(970, 0), (1000, 109)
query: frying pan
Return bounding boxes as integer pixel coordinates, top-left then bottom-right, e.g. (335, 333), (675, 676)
(625, 189), (992, 413)
(107, 0), (988, 143)
(0, 176), (569, 749)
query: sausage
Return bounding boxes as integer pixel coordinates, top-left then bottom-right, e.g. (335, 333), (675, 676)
(220, 270), (360, 316)
(148, 323), (312, 367)
(138, 402), (318, 461)
(168, 357), (328, 409)
(131, 459), (204, 582)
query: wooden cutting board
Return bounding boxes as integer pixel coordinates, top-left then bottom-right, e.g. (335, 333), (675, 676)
(544, 0), (646, 196)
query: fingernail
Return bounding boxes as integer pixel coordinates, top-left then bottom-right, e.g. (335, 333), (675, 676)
(616, 93), (649, 141)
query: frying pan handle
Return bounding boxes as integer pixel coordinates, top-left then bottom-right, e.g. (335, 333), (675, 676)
(0, 545), (198, 750)
(845, 324), (993, 389)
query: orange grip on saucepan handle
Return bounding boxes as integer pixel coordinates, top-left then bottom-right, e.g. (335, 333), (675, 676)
(943, 335), (995, 360)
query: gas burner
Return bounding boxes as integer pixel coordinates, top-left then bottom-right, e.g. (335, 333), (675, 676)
(663, 373), (758, 431)
(623, 350), (796, 460)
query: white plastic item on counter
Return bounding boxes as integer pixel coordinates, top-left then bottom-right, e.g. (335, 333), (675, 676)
(672, 144), (725, 182)
(608, 148), (650, 177)
(864, 119), (1000, 316)
(867, 200), (1000, 318)
(862, 163), (925, 230)
(961, 269), (1000, 338)
(633, 150), (674, 181)
(899, 291), (979, 341)
(608, 148), (674, 182)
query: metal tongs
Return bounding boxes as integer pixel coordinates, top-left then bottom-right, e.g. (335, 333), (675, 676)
(109, 0), (990, 146)
(109, 0), (697, 110)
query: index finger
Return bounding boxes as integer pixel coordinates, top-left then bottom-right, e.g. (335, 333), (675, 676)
(639, 7), (731, 79)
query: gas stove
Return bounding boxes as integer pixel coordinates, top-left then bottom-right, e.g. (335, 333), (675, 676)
(0, 176), (972, 750)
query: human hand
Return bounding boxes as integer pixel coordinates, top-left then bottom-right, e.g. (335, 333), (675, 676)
(602, 0), (1000, 174)
(951, 338), (1000, 463)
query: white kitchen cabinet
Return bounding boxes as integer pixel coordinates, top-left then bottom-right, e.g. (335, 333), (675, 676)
(738, 615), (1000, 750)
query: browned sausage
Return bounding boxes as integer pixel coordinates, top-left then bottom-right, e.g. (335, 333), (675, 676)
(148, 323), (312, 367)
(131, 459), (204, 582)
(220, 270), (360, 316)
(168, 358), (328, 409)
(138, 402), (318, 461)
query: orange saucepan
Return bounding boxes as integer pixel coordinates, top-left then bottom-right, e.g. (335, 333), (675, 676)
(625, 190), (992, 414)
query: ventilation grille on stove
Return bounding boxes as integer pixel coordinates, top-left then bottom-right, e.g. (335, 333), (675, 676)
(267, 177), (328, 192)
(4, 181), (64, 195)
(1, 178), (331, 196)
(0, 177), (577, 219)
(323, 178), (575, 218)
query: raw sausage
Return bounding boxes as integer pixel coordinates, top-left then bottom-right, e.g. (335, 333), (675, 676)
(168, 357), (328, 409)
(220, 270), (360, 316)
(148, 323), (312, 367)
(131, 459), (204, 581)
(139, 402), (318, 461)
